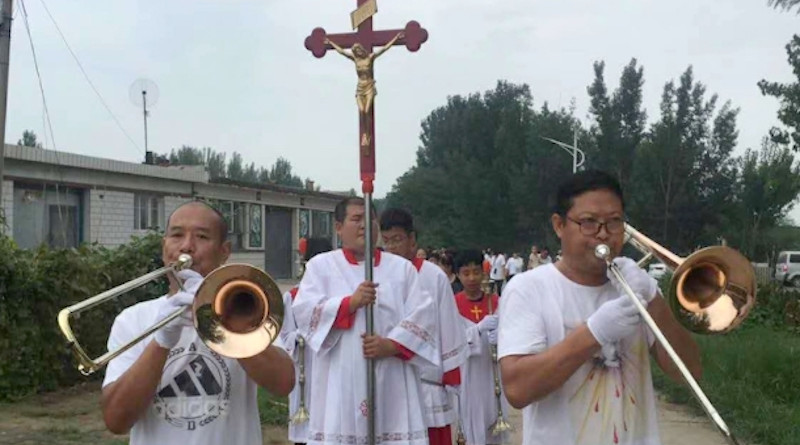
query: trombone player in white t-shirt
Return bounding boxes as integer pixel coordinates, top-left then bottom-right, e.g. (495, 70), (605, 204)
(100, 201), (295, 445)
(497, 170), (702, 445)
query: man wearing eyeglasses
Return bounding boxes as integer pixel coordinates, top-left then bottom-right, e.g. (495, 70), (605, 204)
(496, 170), (701, 445)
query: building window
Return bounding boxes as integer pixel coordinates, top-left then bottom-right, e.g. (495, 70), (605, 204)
(299, 209), (310, 239)
(211, 200), (246, 235)
(14, 185), (83, 249)
(312, 210), (332, 238)
(208, 199), (249, 250)
(134, 194), (163, 230)
(248, 204), (264, 249)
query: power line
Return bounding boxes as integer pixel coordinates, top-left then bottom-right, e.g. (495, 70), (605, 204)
(19, 0), (67, 241)
(36, 0), (144, 156)
(19, 0), (57, 153)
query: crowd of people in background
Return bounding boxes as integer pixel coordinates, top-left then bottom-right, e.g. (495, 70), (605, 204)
(412, 244), (562, 297)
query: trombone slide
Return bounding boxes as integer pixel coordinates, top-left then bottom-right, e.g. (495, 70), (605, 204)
(486, 296), (513, 436)
(597, 244), (739, 445)
(289, 335), (310, 425)
(57, 254), (192, 375)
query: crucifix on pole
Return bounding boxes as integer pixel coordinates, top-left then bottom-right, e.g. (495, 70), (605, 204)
(304, 3), (428, 445)
(305, 0), (428, 192)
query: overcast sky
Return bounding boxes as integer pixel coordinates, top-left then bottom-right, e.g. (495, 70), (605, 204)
(5, 1), (800, 216)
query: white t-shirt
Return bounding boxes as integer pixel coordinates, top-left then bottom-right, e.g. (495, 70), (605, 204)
(506, 257), (524, 276)
(490, 254), (506, 280)
(497, 265), (660, 445)
(103, 296), (281, 445)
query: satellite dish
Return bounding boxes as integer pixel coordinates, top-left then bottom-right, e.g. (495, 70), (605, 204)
(129, 78), (159, 109)
(129, 78), (159, 159)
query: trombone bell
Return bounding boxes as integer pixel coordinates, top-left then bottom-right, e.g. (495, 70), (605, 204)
(623, 225), (756, 334)
(58, 255), (284, 375)
(194, 264), (284, 359)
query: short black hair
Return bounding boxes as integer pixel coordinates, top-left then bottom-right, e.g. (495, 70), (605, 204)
(550, 169), (625, 216)
(437, 251), (455, 273)
(167, 200), (228, 241)
(454, 249), (484, 271)
(305, 237), (333, 262)
(379, 208), (414, 233)
(334, 196), (376, 223)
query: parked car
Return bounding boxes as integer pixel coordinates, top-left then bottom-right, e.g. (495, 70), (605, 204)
(774, 251), (800, 287)
(648, 263), (667, 280)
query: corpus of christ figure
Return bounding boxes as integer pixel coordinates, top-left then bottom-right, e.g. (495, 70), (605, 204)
(325, 31), (404, 152)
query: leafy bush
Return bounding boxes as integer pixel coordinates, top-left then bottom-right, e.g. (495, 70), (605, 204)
(257, 387), (289, 426)
(0, 232), (166, 400)
(746, 281), (800, 332)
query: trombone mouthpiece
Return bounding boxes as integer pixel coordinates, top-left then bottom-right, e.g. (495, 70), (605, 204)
(595, 244), (612, 260)
(176, 254), (193, 270)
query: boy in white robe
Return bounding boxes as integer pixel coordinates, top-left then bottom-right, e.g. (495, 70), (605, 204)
(280, 237), (333, 445)
(379, 208), (468, 445)
(454, 249), (511, 445)
(293, 197), (438, 445)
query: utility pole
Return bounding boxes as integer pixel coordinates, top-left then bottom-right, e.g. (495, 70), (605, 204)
(0, 0), (13, 217)
(542, 127), (585, 174)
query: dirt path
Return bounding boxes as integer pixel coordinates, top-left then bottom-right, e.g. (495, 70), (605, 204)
(0, 383), (738, 445)
(504, 397), (734, 445)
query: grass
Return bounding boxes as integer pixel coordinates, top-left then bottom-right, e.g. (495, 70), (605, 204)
(0, 381), (289, 445)
(652, 325), (800, 445)
(258, 387), (289, 426)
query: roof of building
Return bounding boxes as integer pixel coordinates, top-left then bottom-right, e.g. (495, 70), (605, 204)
(5, 144), (349, 201)
(210, 177), (349, 201)
(5, 144), (208, 182)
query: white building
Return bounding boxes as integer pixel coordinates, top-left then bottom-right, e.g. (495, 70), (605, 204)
(0, 144), (342, 279)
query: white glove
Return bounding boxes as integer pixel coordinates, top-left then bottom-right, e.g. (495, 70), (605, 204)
(477, 315), (498, 333)
(487, 329), (498, 345)
(154, 291), (195, 349)
(608, 257), (659, 304)
(586, 295), (641, 346)
(176, 269), (204, 294)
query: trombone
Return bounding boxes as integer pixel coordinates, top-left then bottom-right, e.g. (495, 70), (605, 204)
(486, 294), (513, 436)
(596, 224), (757, 445)
(289, 334), (310, 425)
(58, 254), (284, 376)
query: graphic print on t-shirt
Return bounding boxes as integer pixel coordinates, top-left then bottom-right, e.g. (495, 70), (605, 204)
(154, 342), (231, 431)
(568, 333), (650, 445)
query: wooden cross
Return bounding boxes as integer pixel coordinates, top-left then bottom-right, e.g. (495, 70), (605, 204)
(304, 0), (428, 193)
(470, 305), (483, 321)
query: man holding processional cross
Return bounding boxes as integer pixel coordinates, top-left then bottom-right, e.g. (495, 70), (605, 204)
(298, 3), (436, 445)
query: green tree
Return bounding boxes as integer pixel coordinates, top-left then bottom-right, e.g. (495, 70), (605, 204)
(586, 59), (647, 189)
(168, 146), (205, 165)
(629, 67), (739, 253)
(227, 152), (244, 180)
(269, 157), (304, 188)
(388, 80), (578, 252)
(768, 0), (800, 13)
(256, 167), (268, 184)
(17, 130), (42, 148)
(242, 162), (259, 183)
(758, 34), (800, 151)
(733, 138), (800, 259)
(204, 148), (227, 179)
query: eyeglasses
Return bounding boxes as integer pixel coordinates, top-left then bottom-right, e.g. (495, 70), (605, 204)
(566, 216), (626, 236)
(381, 235), (409, 246)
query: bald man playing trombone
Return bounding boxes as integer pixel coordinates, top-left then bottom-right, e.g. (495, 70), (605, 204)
(101, 201), (294, 445)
